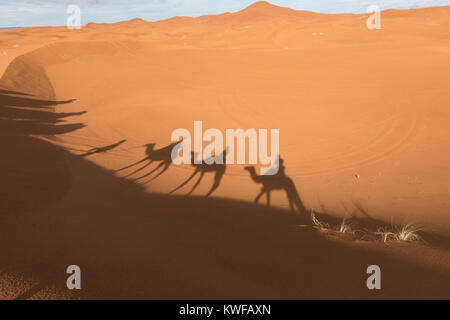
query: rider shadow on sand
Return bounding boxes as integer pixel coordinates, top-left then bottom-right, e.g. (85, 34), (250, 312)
(114, 140), (184, 184)
(169, 147), (228, 198)
(244, 157), (308, 216)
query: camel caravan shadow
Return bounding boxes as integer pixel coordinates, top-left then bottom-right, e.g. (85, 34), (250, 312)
(6, 147), (450, 300)
(1, 89), (449, 299)
(117, 142), (310, 219)
(116, 143), (228, 197)
(116, 143), (450, 251)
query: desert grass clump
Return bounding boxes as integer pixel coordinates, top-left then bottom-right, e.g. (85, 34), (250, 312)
(335, 217), (372, 240)
(397, 223), (423, 241)
(377, 223), (423, 243)
(310, 210), (329, 229)
(337, 217), (355, 234)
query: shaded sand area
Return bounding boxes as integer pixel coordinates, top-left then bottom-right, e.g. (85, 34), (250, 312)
(1, 2), (449, 299)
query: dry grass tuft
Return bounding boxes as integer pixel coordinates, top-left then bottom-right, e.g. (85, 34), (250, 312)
(376, 223), (423, 243)
(310, 210), (329, 229)
(307, 211), (423, 245)
(337, 217), (355, 234)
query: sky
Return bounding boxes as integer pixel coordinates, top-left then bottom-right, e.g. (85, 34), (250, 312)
(2, 0), (450, 28)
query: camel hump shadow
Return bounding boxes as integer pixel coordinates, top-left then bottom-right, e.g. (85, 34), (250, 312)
(114, 140), (184, 184)
(244, 158), (308, 215)
(170, 146), (229, 197)
(145, 140), (183, 162)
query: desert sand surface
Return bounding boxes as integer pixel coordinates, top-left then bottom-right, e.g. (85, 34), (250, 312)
(1, 2), (450, 299)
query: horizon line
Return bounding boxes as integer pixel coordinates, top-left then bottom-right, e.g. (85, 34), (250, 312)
(2, 2), (450, 29)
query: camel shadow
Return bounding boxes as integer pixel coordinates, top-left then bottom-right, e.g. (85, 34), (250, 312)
(244, 157), (309, 218)
(115, 140), (183, 184)
(169, 147), (228, 197)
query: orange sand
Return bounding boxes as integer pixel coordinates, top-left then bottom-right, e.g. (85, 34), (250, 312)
(1, 2), (449, 299)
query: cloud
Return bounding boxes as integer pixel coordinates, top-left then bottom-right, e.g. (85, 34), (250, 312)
(1, 0), (450, 27)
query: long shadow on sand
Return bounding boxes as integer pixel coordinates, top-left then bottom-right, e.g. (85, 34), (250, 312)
(3, 150), (450, 300)
(1, 89), (450, 299)
(0, 90), (85, 215)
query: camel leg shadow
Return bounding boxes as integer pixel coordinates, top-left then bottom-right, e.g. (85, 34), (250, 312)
(134, 162), (166, 181)
(255, 189), (265, 204)
(169, 170), (200, 194)
(115, 157), (149, 172)
(124, 160), (153, 178)
(187, 171), (205, 195)
(205, 172), (224, 198)
(141, 162), (171, 184)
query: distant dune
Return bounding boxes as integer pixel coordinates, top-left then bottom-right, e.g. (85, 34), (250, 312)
(1, 2), (450, 299)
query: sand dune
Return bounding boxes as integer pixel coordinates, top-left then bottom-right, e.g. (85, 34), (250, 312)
(1, 2), (450, 299)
